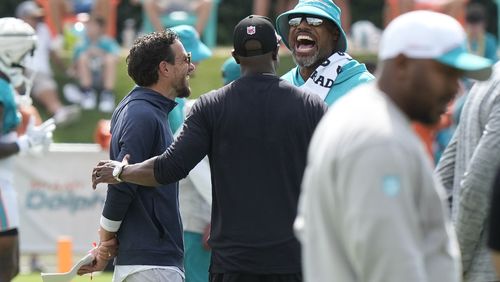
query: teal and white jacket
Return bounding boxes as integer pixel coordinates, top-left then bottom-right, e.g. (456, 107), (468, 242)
(281, 59), (374, 106)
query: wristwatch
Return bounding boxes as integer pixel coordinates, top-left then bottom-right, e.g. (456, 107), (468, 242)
(112, 163), (125, 182)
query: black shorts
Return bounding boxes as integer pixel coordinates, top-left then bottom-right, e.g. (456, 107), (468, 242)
(209, 273), (302, 282)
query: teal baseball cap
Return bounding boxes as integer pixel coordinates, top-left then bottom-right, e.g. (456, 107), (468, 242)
(221, 57), (241, 85)
(276, 0), (347, 52)
(171, 25), (212, 63)
(436, 45), (492, 80)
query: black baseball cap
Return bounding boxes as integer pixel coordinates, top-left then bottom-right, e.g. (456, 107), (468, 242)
(233, 15), (280, 57)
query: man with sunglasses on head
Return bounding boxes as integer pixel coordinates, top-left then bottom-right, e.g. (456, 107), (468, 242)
(90, 15), (327, 282)
(78, 29), (195, 282)
(276, 0), (373, 106)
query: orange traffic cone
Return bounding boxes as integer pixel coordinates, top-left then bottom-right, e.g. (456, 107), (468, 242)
(94, 119), (111, 150)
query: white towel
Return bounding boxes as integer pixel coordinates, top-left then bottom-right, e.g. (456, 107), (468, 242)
(300, 52), (352, 100)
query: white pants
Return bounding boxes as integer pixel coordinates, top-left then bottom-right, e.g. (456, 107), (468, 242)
(114, 265), (184, 282)
(123, 268), (184, 282)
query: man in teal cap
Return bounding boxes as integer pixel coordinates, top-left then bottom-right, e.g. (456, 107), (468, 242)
(221, 57), (241, 85)
(170, 24), (213, 282)
(276, 0), (373, 106)
(169, 25), (212, 133)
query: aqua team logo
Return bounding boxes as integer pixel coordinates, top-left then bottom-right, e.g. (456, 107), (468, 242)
(382, 175), (401, 197)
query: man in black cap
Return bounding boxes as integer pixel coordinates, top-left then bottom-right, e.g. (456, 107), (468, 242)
(91, 15), (327, 282)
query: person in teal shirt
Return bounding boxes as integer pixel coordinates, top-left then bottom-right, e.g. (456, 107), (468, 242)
(73, 16), (120, 113)
(0, 17), (55, 282)
(140, 0), (213, 37)
(221, 57), (241, 86)
(168, 25), (212, 134)
(276, 0), (374, 106)
(465, 3), (498, 62)
(168, 25), (212, 282)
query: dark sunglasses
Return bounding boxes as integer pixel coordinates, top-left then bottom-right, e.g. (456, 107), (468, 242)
(185, 52), (192, 64)
(288, 16), (324, 27)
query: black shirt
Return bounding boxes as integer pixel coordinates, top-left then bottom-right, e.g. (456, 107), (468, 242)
(154, 74), (327, 274)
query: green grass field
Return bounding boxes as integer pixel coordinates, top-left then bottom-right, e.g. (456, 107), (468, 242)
(13, 272), (113, 282)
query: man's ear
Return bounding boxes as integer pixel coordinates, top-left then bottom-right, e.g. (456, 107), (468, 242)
(393, 53), (410, 76)
(231, 50), (240, 64)
(159, 60), (170, 76)
(272, 49), (278, 61)
(384, 54), (414, 88)
(332, 25), (340, 42)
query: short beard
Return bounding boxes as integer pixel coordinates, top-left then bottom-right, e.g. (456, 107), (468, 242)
(292, 49), (320, 68)
(175, 84), (191, 98)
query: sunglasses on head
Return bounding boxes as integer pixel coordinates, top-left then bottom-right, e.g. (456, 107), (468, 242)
(288, 16), (324, 27)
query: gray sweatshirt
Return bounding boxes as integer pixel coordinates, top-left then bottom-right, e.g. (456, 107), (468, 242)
(297, 83), (461, 282)
(436, 63), (500, 282)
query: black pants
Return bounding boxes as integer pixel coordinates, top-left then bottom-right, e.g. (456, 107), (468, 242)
(209, 273), (302, 282)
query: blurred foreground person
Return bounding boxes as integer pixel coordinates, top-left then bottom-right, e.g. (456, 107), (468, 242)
(297, 10), (492, 282)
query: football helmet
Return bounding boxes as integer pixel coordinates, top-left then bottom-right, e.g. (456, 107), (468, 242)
(0, 17), (37, 88)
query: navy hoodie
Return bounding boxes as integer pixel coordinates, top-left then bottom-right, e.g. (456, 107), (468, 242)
(103, 86), (183, 268)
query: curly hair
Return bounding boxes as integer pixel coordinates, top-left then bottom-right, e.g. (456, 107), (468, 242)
(126, 29), (178, 87)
